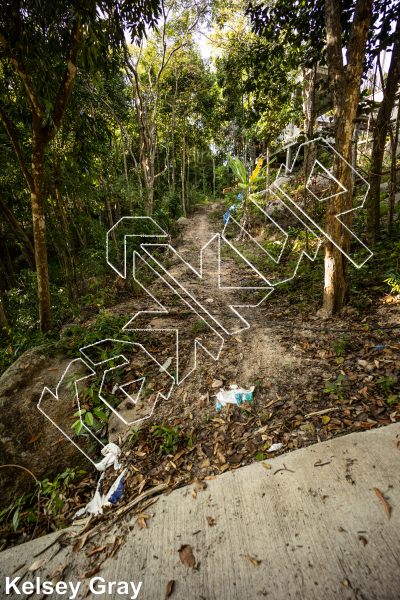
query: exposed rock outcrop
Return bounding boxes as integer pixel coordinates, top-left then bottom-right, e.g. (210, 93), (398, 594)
(0, 348), (93, 509)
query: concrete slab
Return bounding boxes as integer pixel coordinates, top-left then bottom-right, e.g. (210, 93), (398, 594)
(1, 423), (400, 599)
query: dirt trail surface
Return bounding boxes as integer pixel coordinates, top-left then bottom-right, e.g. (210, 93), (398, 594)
(1, 423), (399, 599)
(108, 202), (297, 443)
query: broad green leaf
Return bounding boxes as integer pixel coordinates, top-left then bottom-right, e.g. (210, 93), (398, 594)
(94, 410), (108, 422)
(85, 412), (94, 427)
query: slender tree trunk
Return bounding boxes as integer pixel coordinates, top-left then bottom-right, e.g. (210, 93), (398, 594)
(213, 157), (215, 199)
(323, 0), (373, 316)
(0, 223), (16, 287)
(202, 150), (206, 194)
(366, 16), (400, 246)
(265, 141), (270, 224)
(99, 171), (120, 262)
(187, 147), (190, 211)
(172, 106), (176, 193)
(181, 119), (186, 215)
(352, 123), (359, 191)
(194, 147), (197, 209)
(388, 98), (400, 233)
(30, 122), (51, 332)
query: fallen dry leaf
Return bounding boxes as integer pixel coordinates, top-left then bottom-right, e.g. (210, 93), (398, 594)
(357, 535), (368, 546)
(194, 478), (207, 491)
(321, 495), (329, 500)
(11, 564), (25, 574)
(178, 545), (195, 568)
(321, 415), (330, 425)
(86, 546), (107, 558)
(240, 554), (261, 566)
(373, 488), (391, 519)
(78, 565), (101, 579)
(165, 580), (174, 597)
(262, 463), (271, 470)
(28, 434), (41, 444)
(29, 558), (47, 571)
(395, 440), (399, 449)
(191, 488), (197, 499)
(50, 563), (68, 585)
(110, 537), (124, 558)
(206, 516), (213, 526)
(204, 476), (218, 480)
(73, 533), (88, 553)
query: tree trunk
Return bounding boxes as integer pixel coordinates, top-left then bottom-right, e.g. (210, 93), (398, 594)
(388, 98), (400, 233)
(99, 171), (120, 263)
(265, 141), (270, 224)
(31, 135), (51, 332)
(213, 157), (215, 199)
(202, 150), (206, 194)
(352, 123), (359, 191)
(194, 147), (197, 209)
(182, 119), (186, 216)
(187, 148), (190, 211)
(323, 0), (373, 316)
(366, 17), (400, 246)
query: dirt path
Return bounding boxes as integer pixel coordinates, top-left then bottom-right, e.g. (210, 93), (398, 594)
(108, 202), (298, 443)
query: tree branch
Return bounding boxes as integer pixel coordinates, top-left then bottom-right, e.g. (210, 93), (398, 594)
(49, 20), (83, 136)
(0, 32), (43, 117)
(0, 102), (33, 191)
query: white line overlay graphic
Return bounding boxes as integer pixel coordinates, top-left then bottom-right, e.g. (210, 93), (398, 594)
(37, 138), (372, 463)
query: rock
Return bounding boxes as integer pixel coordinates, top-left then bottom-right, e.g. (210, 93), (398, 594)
(176, 217), (190, 225)
(357, 359), (369, 368)
(212, 379), (223, 388)
(0, 348), (93, 510)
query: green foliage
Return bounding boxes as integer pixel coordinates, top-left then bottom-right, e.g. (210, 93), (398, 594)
(151, 423), (181, 455)
(323, 375), (350, 400)
(0, 467), (85, 533)
(384, 278), (400, 295)
(332, 333), (350, 356)
(376, 376), (398, 397)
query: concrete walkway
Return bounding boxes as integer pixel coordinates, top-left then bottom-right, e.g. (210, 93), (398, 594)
(1, 424), (400, 599)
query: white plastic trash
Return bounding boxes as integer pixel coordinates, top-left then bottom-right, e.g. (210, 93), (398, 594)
(72, 443), (126, 518)
(267, 443), (283, 453)
(94, 442), (122, 471)
(73, 469), (127, 518)
(215, 384), (255, 412)
(159, 357), (172, 372)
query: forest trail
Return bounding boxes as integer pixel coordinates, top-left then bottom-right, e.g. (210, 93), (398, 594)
(108, 201), (298, 442)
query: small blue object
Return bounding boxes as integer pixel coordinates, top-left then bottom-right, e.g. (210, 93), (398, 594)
(216, 401), (223, 412)
(244, 392), (253, 402)
(109, 476), (125, 504)
(235, 392), (244, 405)
(223, 204), (239, 223)
(237, 193), (243, 202)
(375, 345), (384, 349)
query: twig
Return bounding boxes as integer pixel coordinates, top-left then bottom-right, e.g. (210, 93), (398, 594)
(273, 463), (295, 475)
(0, 464), (41, 541)
(33, 531), (73, 558)
(304, 407), (338, 419)
(314, 461), (331, 467)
